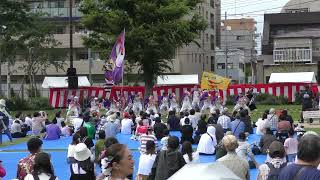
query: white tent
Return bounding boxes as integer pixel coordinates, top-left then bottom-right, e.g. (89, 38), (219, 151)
(269, 72), (317, 83)
(168, 162), (241, 180)
(157, 74), (199, 85)
(42, 76), (91, 88)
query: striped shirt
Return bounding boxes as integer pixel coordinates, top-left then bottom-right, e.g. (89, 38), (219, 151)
(217, 115), (231, 130)
(139, 134), (158, 154)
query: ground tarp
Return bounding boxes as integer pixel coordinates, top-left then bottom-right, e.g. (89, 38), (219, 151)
(269, 72), (317, 83)
(42, 76), (91, 88)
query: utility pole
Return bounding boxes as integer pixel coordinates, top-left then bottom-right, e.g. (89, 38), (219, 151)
(7, 61), (10, 98)
(225, 11), (228, 78)
(88, 48), (92, 85)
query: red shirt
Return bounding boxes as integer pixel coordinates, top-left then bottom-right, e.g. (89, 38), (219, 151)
(137, 125), (148, 134)
(16, 153), (37, 180)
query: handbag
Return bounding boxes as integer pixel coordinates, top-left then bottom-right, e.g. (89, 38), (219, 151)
(252, 144), (261, 155)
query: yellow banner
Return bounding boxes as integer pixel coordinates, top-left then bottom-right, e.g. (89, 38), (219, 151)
(201, 72), (231, 90)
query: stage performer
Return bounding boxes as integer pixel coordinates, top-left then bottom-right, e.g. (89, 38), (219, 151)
(246, 87), (257, 111)
(233, 93), (250, 113)
(90, 97), (100, 113)
(67, 96), (81, 117)
(180, 90), (192, 112)
(132, 92), (143, 114)
(192, 86), (201, 109)
(102, 98), (111, 110)
(300, 85), (314, 123)
(211, 94), (224, 113)
(147, 94), (158, 114)
(159, 92), (170, 113)
(169, 93), (180, 113)
(107, 97), (120, 114)
(200, 90), (211, 113)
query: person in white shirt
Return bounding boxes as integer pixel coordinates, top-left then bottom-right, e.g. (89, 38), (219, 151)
(71, 114), (84, 133)
(121, 112), (134, 134)
(255, 113), (269, 135)
(217, 110), (231, 132)
(25, 114), (33, 130)
(180, 112), (189, 126)
(197, 126), (217, 155)
(137, 140), (157, 179)
(67, 133), (80, 164)
(25, 152), (58, 180)
(188, 109), (199, 129)
(181, 141), (199, 163)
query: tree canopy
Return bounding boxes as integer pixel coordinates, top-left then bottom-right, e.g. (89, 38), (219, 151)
(80, 0), (207, 92)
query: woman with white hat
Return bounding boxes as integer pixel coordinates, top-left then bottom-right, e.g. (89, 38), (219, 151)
(70, 143), (95, 180)
(0, 99), (13, 144)
(197, 126), (217, 155)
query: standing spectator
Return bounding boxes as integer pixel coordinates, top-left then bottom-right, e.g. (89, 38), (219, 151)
(31, 112), (46, 137)
(197, 126), (217, 155)
(282, 109), (293, 126)
(267, 108), (278, 132)
(11, 120), (27, 138)
(236, 132), (259, 169)
(137, 141), (157, 180)
(0, 99), (12, 144)
(218, 135), (250, 180)
(150, 136), (186, 180)
(44, 119), (61, 140)
(67, 133), (80, 164)
(217, 110), (231, 132)
(230, 114), (245, 139)
(83, 116), (95, 139)
(121, 112), (134, 134)
(104, 114), (119, 138)
(16, 138), (43, 180)
(181, 141), (199, 163)
(95, 131), (106, 163)
(25, 114), (33, 131)
(259, 128), (277, 154)
(70, 143), (95, 180)
(0, 160), (6, 179)
(255, 113), (268, 135)
(139, 128), (158, 154)
(100, 144), (134, 180)
(188, 109), (199, 129)
(24, 152), (57, 180)
(160, 129), (170, 151)
(284, 130), (298, 162)
(300, 85), (314, 123)
(279, 134), (320, 180)
(153, 117), (167, 140)
(257, 141), (287, 180)
(60, 121), (71, 136)
(167, 111), (180, 131)
(180, 118), (193, 144)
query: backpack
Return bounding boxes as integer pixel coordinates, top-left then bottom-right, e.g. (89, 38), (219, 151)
(266, 162), (287, 180)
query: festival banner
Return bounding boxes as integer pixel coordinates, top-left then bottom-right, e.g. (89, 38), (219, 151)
(104, 29), (126, 85)
(201, 71), (231, 90)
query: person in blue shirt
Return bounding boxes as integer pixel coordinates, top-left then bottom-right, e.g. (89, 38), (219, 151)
(230, 111), (245, 139)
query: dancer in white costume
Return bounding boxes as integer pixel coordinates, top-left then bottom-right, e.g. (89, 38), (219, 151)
(107, 98), (120, 114)
(159, 92), (170, 113)
(201, 91), (212, 113)
(211, 94), (224, 113)
(233, 93), (250, 113)
(180, 91), (192, 112)
(169, 93), (179, 112)
(67, 96), (80, 117)
(147, 95), (158, 114)
(132, 92), (143, 114)
(192, 86), (201, 109)
(90, 97), (100, 113)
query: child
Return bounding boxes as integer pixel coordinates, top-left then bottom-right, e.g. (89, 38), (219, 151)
(284, 130), (298, 162)
(137, 140), (157, 180)
(160, 129), (170, 151)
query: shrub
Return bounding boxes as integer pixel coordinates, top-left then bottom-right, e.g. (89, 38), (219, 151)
(28, 97), (53, 110)
(1, 97), (52, 111)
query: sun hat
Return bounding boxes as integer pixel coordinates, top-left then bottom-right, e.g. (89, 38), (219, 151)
(74, 143), (92, 161)
(0, 99), (6, 107)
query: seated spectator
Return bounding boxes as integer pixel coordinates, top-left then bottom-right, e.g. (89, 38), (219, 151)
(150, 136), (186, 180)
(255, 112), (268, 135)
(267, 108), (278, 132)
(181, 141), (199, 163)
(60, 121), (71, 137)
(188, 109), (199, 129)
(259, 128), (277, 154)
(277, 115), (292, 141)
(139, 128), (158, 154)
(31, 112), (46, 137)
(180, 112), (189, 126)
(24, 152), (57, 180)
(282, 109), (293, 126)
(167, 111), (180, 131)
(153, 117), (167, 140)
(54, 111), (64, 128)
(83, 115), (95, 140)
(96, 137), (118, 166)
(207, 111), (219, 125)
(180, 118), (193, 144)
(95, 131), (106, 163)
(279, 134), (320, 180)
(44, 119), (61, 140)
(217, 110), (231, 132)
(211, 120), (224, 144)
(230, 114), (245, 139)
(25, 114), (32, 131)
(284, 130), (298, 162)
(197, 126), (217, 155)
(70, 143), (95, 180)
(11, 120), (27, 138)
(104, 114), (119, 138)
(258, 141), (287, 180)
(236, 132), (259, 169)
(218, 135), (249, 180)
(72, 113), (84, 132)
(196, 115), (207, 135)
(0, 160), (5, 179)
(78, 127), (94, 150)
(121, 112), (134, 135)
(137, 141), (157, 180)
(160, 129), (170, 151)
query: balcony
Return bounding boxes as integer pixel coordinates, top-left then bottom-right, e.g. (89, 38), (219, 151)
(273, 48), (312, 63)
(31, 7), (82, 18)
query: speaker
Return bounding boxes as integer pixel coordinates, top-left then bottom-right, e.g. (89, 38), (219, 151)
(67, 68), (78, 89)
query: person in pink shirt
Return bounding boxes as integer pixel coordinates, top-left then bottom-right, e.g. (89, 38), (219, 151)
(284, 130), (298, 162)
(0, 160), (6, 179)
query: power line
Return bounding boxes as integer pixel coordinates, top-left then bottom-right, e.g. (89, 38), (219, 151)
(223, 0), (281, 10)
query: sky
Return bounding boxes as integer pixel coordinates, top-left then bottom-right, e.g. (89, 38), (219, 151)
(221, 0), (291, 54)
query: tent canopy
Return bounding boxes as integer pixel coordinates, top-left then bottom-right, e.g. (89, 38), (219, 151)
(269, 72), (317, 83)
(42, 76), (91, 88)
(157, 74), (199, 85)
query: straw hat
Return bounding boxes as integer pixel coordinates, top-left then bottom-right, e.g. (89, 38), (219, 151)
(74, 143), (92, 161)
(0, 99), (6, 107)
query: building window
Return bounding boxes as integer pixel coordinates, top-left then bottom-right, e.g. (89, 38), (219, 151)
(236, 36), (245, 40)
(239, 63), (244, 71)
(199, 54), (202, 63)
(210, 0), (215, 8)
(206, 34), (209, 42)
(227, 63), (233, 69)
(54, 26), (65, 34)
(211, 56), (215, 71)
(206, 56), (209, 65)
(76, 52), (88, 60)
(206, 11), (208, 19)
(217, 63), (225, 69)
(48, 1), (65, 8)
(210, 13), (215, 29)
(30, 2), (44, 9)
(210, 35), (215, 50)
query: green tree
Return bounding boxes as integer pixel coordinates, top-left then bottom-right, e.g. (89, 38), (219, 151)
(80, 0), (206, 93)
